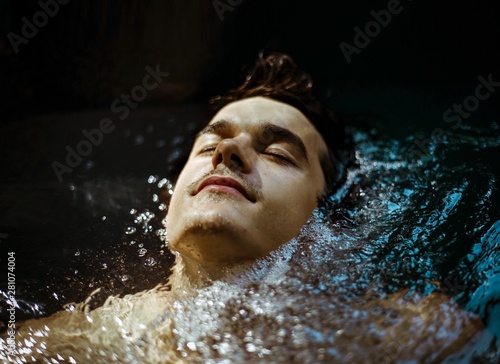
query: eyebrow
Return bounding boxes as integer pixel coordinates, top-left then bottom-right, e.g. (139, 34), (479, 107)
(197, 119), (309, 162)
(197, 120), (233, 138)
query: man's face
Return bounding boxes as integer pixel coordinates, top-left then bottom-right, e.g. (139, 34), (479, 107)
(166, 96), (327, 265)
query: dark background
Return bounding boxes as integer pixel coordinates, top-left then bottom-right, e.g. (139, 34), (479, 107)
(1, 0), (499, 124)
(0, 0), (499, 324)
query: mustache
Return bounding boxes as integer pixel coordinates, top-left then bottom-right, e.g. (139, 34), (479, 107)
(187, 167), (262, 199)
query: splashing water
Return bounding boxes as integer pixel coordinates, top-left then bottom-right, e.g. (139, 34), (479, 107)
(1, 125), (499, 363)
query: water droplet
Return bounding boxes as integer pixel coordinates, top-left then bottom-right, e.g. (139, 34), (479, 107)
(156, 140), (166, 148)
(144, 257), (157, 267)
(63, 303), (75, 311)
(101, 216), (106, 221)
(245, 343), (256, 352)
(130, 208), (137, 215)
(186, 341), (197, 351)
(125, 227), (136, 235)
(156, 228), (167, 237)
(167, 148), (182, 163)
(138, 248), (147, 257)
(157, 178), (168, 188)
(148, 175), (158, 184)
(172, 135), (184, 146)
(134, 134), (144, 145)
(84, 160), (95, 171)
(74, 250), (80, 256)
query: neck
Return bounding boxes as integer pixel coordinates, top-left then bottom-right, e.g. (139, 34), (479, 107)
(167, 241), (299, 295)
(167, 254), (243, 293)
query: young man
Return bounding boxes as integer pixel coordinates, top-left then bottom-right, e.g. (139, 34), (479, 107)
(161, 52), (492, 361)
(2, 52), (493, 363)
(165, 52), (348, 284)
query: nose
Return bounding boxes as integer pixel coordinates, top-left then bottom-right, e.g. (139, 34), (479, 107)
(212, 138), (252, 173)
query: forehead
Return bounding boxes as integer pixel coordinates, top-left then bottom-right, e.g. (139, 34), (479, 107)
(207, 96), (327, 153)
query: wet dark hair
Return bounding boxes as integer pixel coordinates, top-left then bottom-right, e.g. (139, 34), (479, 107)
(209, 51), (348, 196)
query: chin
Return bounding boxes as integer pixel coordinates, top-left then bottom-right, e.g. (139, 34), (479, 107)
(185, 203), (250, 231)
(171, 222), (265, 265)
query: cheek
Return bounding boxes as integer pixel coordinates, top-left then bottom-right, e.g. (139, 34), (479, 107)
(262, 175), (318, 224)
(172, 159), (209, 194)
(255, 192), (314, 252)
(166, 164), (200, 220)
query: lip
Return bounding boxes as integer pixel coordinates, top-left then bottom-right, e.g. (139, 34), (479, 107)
(196, 176), (255, 202)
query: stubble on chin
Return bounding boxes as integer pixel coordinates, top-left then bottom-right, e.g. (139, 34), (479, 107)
(169, 214), (248, 265)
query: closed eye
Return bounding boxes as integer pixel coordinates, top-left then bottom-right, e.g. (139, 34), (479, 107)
(262, 150), (296, 166)
(198, 145), (217, 155)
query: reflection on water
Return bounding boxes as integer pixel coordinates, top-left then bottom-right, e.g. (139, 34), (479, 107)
(1, 122), (499, 362)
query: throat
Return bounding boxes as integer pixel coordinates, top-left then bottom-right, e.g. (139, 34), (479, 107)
(167, 254), (250, 292)
(167, 242), (298, 294)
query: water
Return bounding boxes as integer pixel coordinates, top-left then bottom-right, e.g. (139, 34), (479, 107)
(1, 110), (499, 362)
